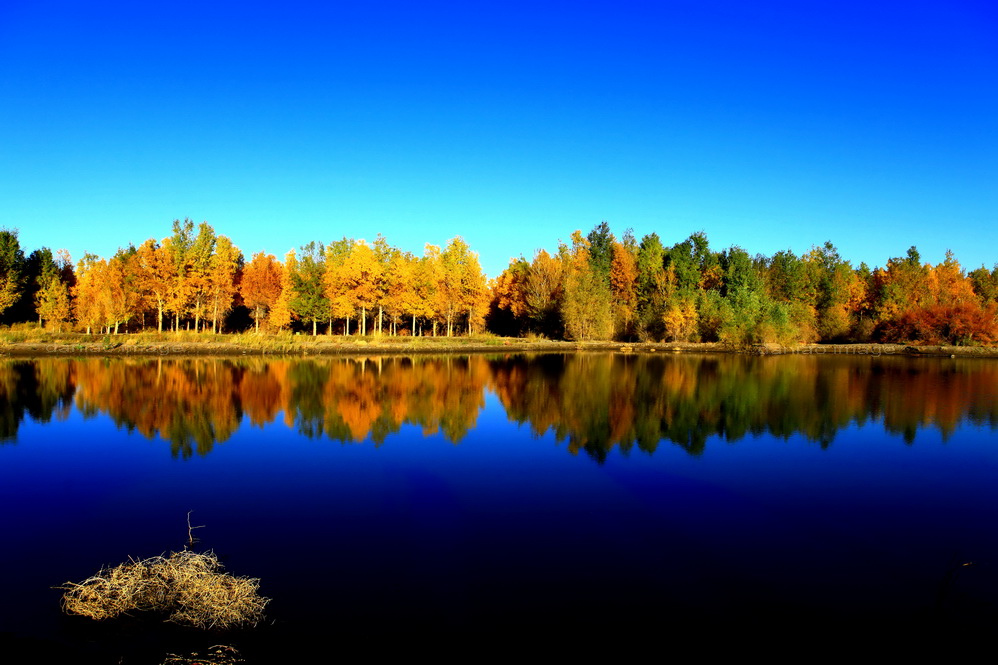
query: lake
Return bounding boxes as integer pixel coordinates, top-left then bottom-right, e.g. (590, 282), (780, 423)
(2, 352), (997, 661)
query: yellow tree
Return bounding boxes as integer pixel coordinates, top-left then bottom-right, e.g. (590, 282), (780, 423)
(490, 257), (531, 335)
(135, 239), (173, 332)
(73, 253), (105, 334)
(102, 248), (140, 334)
(610, 240), (638, 338)
(241, 252), (283, 333)
(439, 237), (487, 336)
(207, 235), (242, 333)
(419, 244), (445, 336)
(873, 247), (930, 325)
(382, 251), (418, 335)
(525, 249), (564, 336)
(927, 250), (977, 306)
(267, 251), (296, 332)
(342, 241), (382, 336)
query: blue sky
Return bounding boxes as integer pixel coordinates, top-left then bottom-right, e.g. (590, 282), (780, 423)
(2, 0), (995, 278)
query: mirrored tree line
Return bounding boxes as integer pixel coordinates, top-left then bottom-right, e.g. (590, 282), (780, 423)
(2, 220), (996, 343)
(2, 355), (995, 459)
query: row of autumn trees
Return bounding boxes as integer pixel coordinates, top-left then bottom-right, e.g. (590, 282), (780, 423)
(3, 219), (998, 344)
(490, 222), (998, 345)
(0, 220), (489, 337)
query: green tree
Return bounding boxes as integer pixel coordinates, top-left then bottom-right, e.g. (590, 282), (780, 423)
(164, 218), (196, 331)
(586, 221), (615, 285)
(560, 231), (612, 340)
(323, 236), (356, 334)
(289, 241), (328, 335)
(0, 229), (25, 319)
(187, 222), (217, 331)
(35, 249), (72, 330)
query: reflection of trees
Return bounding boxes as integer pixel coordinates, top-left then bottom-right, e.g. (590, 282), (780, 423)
(290, 356), (488, 444)
(69, 356), (489, 453)
(489, 354), (998, 461)
(6, 354), (996, 460)
(74, 358), (242, 458)
(0, 360), (75, 441)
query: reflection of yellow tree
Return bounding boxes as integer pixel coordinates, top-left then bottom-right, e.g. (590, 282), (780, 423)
(284, 356), (489, 444)
(73, 358), (241, 458)
(240, 360), (290, 427)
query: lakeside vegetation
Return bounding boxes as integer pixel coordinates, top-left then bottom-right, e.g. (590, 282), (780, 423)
(3, 219), (997, 346)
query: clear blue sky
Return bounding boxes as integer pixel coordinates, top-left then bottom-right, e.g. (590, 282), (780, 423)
(2, 0), (995, 278)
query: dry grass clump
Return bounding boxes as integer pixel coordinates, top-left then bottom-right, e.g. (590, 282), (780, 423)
(161, 644), (244, 664)
(59, 550), (268, 629)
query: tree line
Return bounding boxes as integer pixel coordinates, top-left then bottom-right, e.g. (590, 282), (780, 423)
(0, 220), (489, 337)
(2, 219), (997, 344)
(490, 222), (998, 345)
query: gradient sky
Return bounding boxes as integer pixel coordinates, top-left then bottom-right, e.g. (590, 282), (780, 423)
(2, 0), (995, 278)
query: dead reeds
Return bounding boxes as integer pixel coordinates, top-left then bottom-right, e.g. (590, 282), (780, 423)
(58, 550), (269, 629)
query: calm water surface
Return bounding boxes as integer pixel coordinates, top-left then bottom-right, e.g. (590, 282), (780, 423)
(2, 353), (997, 660)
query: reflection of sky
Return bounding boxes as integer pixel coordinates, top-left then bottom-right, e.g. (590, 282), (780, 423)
(3, 376), (998, 651)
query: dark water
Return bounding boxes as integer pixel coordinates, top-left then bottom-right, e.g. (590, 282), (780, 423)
(2, 353), (998, 660)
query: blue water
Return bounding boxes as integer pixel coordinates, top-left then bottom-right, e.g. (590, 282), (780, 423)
(1, 354), (997, 661)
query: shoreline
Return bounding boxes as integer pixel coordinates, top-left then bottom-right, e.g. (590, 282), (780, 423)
(2, 334), (997, 358)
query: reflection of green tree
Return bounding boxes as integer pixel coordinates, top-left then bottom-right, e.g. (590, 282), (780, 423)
(0, 360), (75, 442)
(490, 353), (998, 460)
(287, 360), (329, 439)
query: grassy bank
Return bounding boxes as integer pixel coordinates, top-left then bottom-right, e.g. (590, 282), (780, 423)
(1, 328), (997, 358)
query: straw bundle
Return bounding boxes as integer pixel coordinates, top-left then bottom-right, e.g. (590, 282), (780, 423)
(59, 550), (268, 629)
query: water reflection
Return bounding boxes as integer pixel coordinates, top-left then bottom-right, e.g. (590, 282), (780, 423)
(0, 354), (995, 457)
(494, 354), (998, 458)
(0, 360), (75, 441)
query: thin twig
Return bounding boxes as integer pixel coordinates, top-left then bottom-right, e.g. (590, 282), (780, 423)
(186, 510), (205, 549)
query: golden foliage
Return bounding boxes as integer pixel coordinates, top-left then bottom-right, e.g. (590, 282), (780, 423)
(661, 299), (698, 342)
